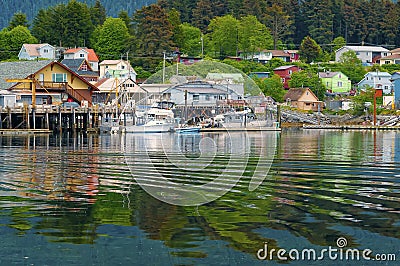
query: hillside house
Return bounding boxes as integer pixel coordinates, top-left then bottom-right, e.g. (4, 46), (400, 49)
(18, 43), (55, 60)
(273, 65), (300, 89)
(357, 71), (393, 94)
(99, 60), (136, 81)
(318, 71), (351, 94)
(283, 88), (323, 111)
(335, 46), (390, 65)
(63, 48), (100, 71)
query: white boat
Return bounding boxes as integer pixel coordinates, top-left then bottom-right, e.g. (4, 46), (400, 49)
(173, 126), (202, 134)
(124, 119), (174, 133)
(124, 101), (176, 133)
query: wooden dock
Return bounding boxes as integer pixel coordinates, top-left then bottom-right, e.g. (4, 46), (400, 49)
(0, 129), (52, 135)
(303, 124), (400, 130)
(200, 127), (281, 132)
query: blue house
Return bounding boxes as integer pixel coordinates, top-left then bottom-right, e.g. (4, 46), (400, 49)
(391, 72), (400, 109)
(357, 71), (393, 94)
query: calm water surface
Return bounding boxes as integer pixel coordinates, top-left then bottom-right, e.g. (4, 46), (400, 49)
(0, 130), (399, 265)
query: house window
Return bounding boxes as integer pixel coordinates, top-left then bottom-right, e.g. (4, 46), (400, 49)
(44, 49), (48, 53)
(205, 95), (210, 101)
(338, 81), (343, 87)
(121, 66), (125, 70)
(80, 53), (85, 58)
(281, 78), (285, 83)
(81, 64), (87, 71)
(52, 73), (67, 82)
(384, 85), (388, 90)
(193, 94), (199, 101)
(385, 61), (390, 64)
(288, 70), (292, 74)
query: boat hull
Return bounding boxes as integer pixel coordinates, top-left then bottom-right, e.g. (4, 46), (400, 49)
(124, 124), (173, 133)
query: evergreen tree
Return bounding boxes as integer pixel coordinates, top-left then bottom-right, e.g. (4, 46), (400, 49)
(118, 10), (132, 32)
(132, 4), (175, 56)
(63, 0), (94, 47)
(300, 0), (334, 46)
(263, 4), (293, 49)
(8, 12), (29, 30)
(90, 0), (107, 27)
(299, 36), (322, 63)
(192, 0), (213, 32)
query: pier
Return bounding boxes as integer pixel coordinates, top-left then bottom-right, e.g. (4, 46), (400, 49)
(303, 124), (400, 130)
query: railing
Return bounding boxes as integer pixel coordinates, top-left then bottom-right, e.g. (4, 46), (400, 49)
(65, 85), (91, 105)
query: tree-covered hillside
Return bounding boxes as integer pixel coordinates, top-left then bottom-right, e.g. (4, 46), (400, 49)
(0, 0), (156, 30)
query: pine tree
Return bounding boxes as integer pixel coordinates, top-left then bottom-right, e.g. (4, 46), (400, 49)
(8, 12), (29, 30)
(90, 0), (107, 27)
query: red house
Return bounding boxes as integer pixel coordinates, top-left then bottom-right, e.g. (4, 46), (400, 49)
(273, 65), (301, 89)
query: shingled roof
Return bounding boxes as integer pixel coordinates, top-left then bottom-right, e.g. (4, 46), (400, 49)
(0, 60), (53, 90)
(283, 88), (319, 101)
(61, 59), (99, 77)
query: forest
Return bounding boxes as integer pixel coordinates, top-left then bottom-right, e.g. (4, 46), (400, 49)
(0, 0), (155, 30)
(2, 0), (400, 81)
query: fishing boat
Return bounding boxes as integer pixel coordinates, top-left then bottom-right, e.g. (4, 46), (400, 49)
(123, 101), (176, 133)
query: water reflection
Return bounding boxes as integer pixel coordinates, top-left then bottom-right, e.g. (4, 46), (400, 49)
(0, 131), (398, 264)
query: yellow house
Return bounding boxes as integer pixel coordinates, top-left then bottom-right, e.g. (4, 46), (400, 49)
(283, 88), (323, 111)
(8, 61), (98, 106)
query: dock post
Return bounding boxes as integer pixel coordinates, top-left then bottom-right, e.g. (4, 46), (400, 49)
(58, 107), (62, 133)
(277, 104), (281, 127)
(7, 107), (11, 129)
(32, 107), (36, 129)
(73, 109), (76, 133)
(45, 111), (49, 129)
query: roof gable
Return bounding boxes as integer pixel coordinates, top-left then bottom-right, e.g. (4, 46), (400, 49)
(284, 88), (319, 101)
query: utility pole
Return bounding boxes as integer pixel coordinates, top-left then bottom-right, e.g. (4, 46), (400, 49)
(162, 51), (166, 83)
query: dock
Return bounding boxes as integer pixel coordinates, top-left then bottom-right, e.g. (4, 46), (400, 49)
(200, 127), (281, 132)
(303, 124), (400, 130)
(0, 129), (52, 135)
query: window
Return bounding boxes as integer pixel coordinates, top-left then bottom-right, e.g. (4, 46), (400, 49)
(338, 81), (343, 87)
(52, 73), (67, 82)
(81, 64), (87, 71)
(281, 78), (285, 83)
(44, 49), (48, 53)
(80, 53), (85, 58)
(193, 94), (199, 101)
(205, 95), (210, 101)
(288, 70), (292, 74)
(385, 61), (391, 64)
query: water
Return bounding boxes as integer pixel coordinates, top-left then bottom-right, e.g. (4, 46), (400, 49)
(0, 130), (399, 265)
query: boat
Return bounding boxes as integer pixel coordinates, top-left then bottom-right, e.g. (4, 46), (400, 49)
(124, 101), (176, 133)
(173, 126), (202, 134)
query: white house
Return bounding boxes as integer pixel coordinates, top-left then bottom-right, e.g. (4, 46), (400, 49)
(335, 46), (390, 64)
(18, 43), (55, 60)
(63, 48), (99, 72)
(357, 71), (393, 94)
(99, 60), (136, 81)
(162, 81), (241, 107)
